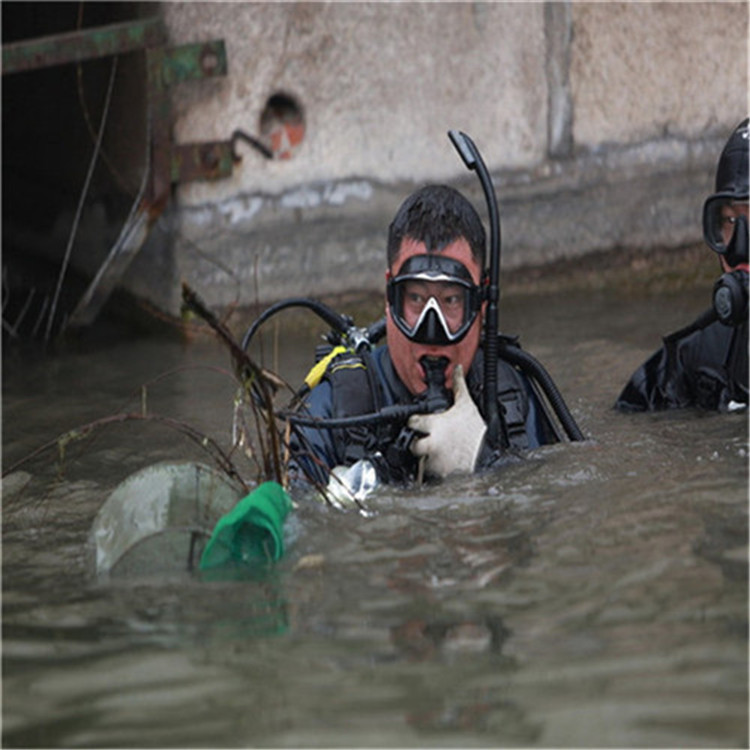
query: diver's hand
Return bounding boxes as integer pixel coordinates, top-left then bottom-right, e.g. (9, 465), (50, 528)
(408, 364), (487, 478)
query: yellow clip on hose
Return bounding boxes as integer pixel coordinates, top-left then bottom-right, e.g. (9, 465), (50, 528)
(304, 345), (348, 389)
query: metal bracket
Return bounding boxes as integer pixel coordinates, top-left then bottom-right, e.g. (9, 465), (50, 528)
(171, 142), (236, 183)
(146, 39), (235, 202)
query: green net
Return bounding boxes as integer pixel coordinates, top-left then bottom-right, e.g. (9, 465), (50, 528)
(199, 481), (292, 569)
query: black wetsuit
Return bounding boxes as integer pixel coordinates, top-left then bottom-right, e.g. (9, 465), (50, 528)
(289, 344), (559, 486)
(615, 311), (748, 412)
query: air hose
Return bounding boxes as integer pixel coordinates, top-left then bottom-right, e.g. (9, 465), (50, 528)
(241, 297), (353, 352)
(241, 297), (387, 359)
(240, 295), (584, 444)
(283, 356), (452, 429)
(497, 340), (584, 442)
(286, 346), (585, 444)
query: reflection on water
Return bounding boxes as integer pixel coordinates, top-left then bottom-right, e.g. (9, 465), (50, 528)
(2, 284), (747, 748)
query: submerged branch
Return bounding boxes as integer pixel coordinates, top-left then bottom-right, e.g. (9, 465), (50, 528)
(3, 412), (250, 493)
(181, 282), (286, 485)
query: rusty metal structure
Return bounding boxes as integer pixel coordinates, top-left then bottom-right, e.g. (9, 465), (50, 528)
(2, 15), (243, 333)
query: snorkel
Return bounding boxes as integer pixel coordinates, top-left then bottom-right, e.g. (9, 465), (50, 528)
(447, 130), (506, 450)
(447, 131), (584, 444)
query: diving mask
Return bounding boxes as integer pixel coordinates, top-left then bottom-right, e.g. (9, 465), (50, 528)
(702, 197), (749, 266)
(386, 254), (484, 345)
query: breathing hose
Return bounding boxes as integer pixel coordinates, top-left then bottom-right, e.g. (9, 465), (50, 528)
(498, 341), (584, 442)
(283, 356), (452, 429)
(241, 295), (584, 443)
(241, 297), (353, 352)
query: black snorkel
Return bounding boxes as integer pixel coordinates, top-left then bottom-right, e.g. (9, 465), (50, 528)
(448, 130), (507, 450)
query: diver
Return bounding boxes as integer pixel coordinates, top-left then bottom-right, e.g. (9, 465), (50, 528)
(616, 117), (749, 413)
(283, 183), (577, 490)
(241, 131), (584, 499)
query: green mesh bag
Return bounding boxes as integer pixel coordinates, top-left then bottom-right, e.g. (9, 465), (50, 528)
(199, 481), (292, 569)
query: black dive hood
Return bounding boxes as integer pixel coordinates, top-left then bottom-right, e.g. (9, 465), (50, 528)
(702, 118), (749, 265)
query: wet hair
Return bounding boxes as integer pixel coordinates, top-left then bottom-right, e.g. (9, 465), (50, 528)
(387, 184), (486, 270)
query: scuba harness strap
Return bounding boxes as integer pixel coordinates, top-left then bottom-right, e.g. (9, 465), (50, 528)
(324, 348), (417, 482)
(498, 382), (530, 450)
(309, 345), (538, 479)
(305, 346), (349, 390)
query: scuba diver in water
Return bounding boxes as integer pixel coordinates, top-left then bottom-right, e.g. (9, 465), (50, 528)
(616, 117), (749, 413)
(290, 184), (558, 486)
(243, 131), (584, 497)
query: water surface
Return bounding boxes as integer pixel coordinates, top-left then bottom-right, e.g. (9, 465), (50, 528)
(3, 282), (747, 748)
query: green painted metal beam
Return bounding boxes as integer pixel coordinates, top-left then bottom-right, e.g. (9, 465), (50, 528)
(2, 17), (166, 75)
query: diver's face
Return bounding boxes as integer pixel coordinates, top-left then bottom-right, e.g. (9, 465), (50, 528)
(386, 237), (484, 395)
(719, 201), (749, 273)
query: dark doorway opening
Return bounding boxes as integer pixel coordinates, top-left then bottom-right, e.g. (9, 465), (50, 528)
(2, 2), (154, 343)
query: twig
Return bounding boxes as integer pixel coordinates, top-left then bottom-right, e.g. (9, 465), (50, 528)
(180, 282), (285, 484)
(2, 412), (250, 493)
(45, 56), (118, 342)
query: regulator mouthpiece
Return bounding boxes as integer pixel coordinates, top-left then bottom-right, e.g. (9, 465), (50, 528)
(419, 356), (452, 413)
(421, 355), (449, 384)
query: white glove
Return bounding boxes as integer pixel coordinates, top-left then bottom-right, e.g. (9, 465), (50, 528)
(408, 364), (487, 478)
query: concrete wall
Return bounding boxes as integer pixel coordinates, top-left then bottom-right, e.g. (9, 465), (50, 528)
(123, 1), (748, 314)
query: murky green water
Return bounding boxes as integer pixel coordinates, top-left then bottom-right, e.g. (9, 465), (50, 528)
(3, 282), (747, 748)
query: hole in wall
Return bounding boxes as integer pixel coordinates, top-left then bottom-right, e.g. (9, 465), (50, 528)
(259, 92), (305, 160)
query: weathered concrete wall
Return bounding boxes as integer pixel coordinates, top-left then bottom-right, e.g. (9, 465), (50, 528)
(122, 1), (748, 315)
(570, 3), (747, 146)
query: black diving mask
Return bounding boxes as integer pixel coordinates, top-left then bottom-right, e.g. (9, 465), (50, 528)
(386, 254), (484, 345)
(702, 197), (749, 266)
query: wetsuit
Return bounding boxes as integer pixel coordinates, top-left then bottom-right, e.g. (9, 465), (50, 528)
(615, 311), (748, 412)
(289, 343), (559, 486)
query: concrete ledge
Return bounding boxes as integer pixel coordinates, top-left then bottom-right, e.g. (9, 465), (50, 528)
(122, 132), (723, 315)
